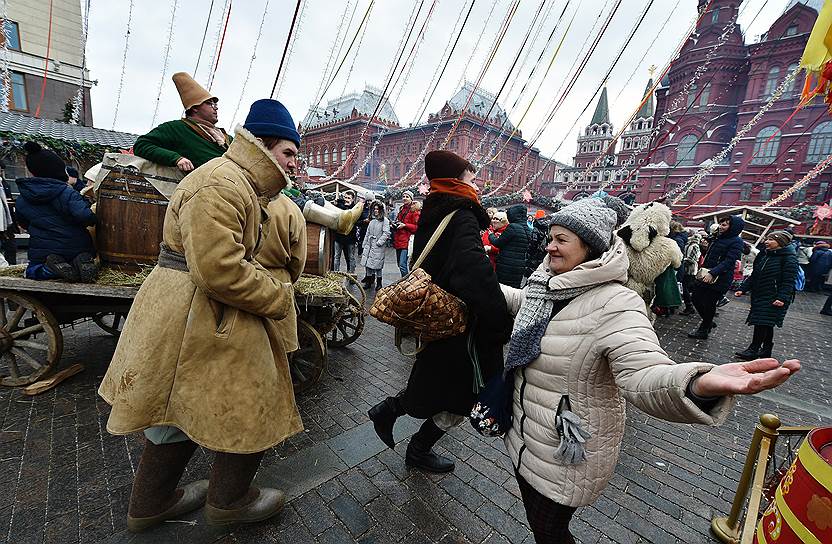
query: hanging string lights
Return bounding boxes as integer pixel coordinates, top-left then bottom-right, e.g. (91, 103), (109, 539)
(0, 0), (12, 113)
(70, 0), (91, 125)
(272, 0), (307, 99)
(150, 0), (179, 127)
(229, 0), (270, 128)
(111, 0), (135, 130)
(321, 0), (438, 181)
(207, 0), (233, 92)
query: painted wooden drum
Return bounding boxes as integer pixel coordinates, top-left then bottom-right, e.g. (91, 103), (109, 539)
(754, 426), (832, 544)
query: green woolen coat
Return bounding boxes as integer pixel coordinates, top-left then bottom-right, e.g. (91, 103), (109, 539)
(740, 244), (798, 328)
(133, 119), (231, 168)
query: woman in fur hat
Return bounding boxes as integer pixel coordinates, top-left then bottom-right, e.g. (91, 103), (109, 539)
(367, 151), (513, 473)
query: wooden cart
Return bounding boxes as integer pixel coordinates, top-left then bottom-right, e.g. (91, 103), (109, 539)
(0, 272), (365, 391)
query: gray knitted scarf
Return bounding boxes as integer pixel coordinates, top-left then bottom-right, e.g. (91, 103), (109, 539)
(504, 268), (596, 373)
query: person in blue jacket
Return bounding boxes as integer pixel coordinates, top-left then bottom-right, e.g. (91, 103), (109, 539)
(16, 142), (97, 282)
(807, 241), (832, 292)
(688, 215), (745, 339)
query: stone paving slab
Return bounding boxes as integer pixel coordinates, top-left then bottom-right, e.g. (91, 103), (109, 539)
(0, 249), (830, 543)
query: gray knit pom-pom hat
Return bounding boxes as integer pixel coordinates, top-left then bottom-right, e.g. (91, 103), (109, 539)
(547, 198), (618, 256)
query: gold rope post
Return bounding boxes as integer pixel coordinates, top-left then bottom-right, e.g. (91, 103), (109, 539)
(711, 414), (781, 544)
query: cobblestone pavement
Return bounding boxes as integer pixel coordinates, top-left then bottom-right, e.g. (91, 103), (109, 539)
(1, 249), (830, 543)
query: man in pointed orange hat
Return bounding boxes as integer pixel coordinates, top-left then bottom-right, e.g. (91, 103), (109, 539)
(133, 72), (232, 172)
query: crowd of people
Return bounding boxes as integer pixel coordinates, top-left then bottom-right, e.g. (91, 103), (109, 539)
(4, 70), (822, 543)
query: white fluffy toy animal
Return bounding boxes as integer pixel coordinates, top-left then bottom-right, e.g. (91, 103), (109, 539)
(616, 202), (683, 314)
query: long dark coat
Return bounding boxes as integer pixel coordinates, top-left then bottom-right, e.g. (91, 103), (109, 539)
(401, 193), (513, 418)
(700, 215), (745, 294)
(740, 244), (798, 327)
(490, 204), (530, 288)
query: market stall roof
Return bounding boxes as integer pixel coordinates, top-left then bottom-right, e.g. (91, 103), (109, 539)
(0, 111), (137, 148)
(307, 179), (376, 199)
(692, 206), (800, 245)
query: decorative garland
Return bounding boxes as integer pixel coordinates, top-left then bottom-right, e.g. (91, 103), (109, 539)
(111, 0), (134, 130)
(0, 132), (117, 164)
(668, 68), (798, 203)
(764, 154), (832, 208)
(229, 0), (270, 127)
(150, 0), (179, 127)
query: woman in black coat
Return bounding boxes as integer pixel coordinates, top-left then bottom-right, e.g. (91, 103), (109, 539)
(490, 204), (530, 288)
(734, 231), (798, 360)
(688, 215), (745, 339)
(368, 151), (513, 473)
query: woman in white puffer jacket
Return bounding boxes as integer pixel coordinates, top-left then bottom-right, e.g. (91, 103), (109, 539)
(498, 197), (800, 543)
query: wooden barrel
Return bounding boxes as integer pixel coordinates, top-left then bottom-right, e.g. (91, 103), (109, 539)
(304, 223), (332, 276)
(96, 165), (171, 272)
(755, 427), (832, 544)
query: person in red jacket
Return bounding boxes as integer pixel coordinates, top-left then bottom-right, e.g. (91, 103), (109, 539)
(392, 191), (420, 277)
(482, 211), (507, 270)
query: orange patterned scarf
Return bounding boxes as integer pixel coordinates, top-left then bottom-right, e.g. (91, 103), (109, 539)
(428, 177), (479, 203)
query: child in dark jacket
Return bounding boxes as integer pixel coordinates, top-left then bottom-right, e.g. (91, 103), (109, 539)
(17, 142), (97, 282)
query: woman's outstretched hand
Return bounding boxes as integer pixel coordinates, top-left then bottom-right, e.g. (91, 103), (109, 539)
(692, 359), (801, 397)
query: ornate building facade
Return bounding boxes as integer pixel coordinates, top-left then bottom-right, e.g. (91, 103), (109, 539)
(298, 82), (565, 192)
(553, 0), (831, 214)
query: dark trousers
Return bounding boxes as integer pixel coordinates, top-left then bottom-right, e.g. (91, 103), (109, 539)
(1, 236), (16, 265)
(515, 469), (577, 543)
(692, 285), (723, 330)
(750, 325), (774, 348)
(822, 294), (832, 314)
(682, 275), (695, 308)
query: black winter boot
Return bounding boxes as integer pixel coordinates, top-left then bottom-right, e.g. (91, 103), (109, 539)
(376, 276), (383, 290)
(687, 326), (709, 340)
(680, 306), (695, 316)
(72, 252), (99, 283)
(406, 419), (455, 473)
(758, 343), (773, 359)
(127, 439), (206, 533)
(735, 345), (760, 361)
(361, 275), (373, 288)
(44, 254), (79, 282)
(368, 394), (405, 449)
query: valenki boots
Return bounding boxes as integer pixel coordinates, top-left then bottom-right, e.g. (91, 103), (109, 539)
(302, 200), (364, 235)
(127, 439), (207, 533)
(368, 394), (405, 449)
(405, 419), (455, 473)
(204, 451), (286, 527)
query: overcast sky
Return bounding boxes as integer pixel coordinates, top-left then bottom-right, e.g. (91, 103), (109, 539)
(87, 0), (795, 163)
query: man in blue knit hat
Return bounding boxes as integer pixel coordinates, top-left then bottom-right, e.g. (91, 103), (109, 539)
(101, 99), (320, 532)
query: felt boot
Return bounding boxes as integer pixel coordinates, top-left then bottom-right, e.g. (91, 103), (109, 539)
(205, 451), (285, 527)
(303, 200), (364, 235)
(127, 439), (205, 533)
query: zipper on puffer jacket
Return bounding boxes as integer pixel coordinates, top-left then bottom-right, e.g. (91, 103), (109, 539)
(517, 367), (529, 467)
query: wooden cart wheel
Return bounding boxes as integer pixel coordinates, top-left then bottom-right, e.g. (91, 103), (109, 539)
(93, 312), (127, 337)
(0, 292), (62, 387)
(327, 300), (364, 348)
(290, 319), (326, 393)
